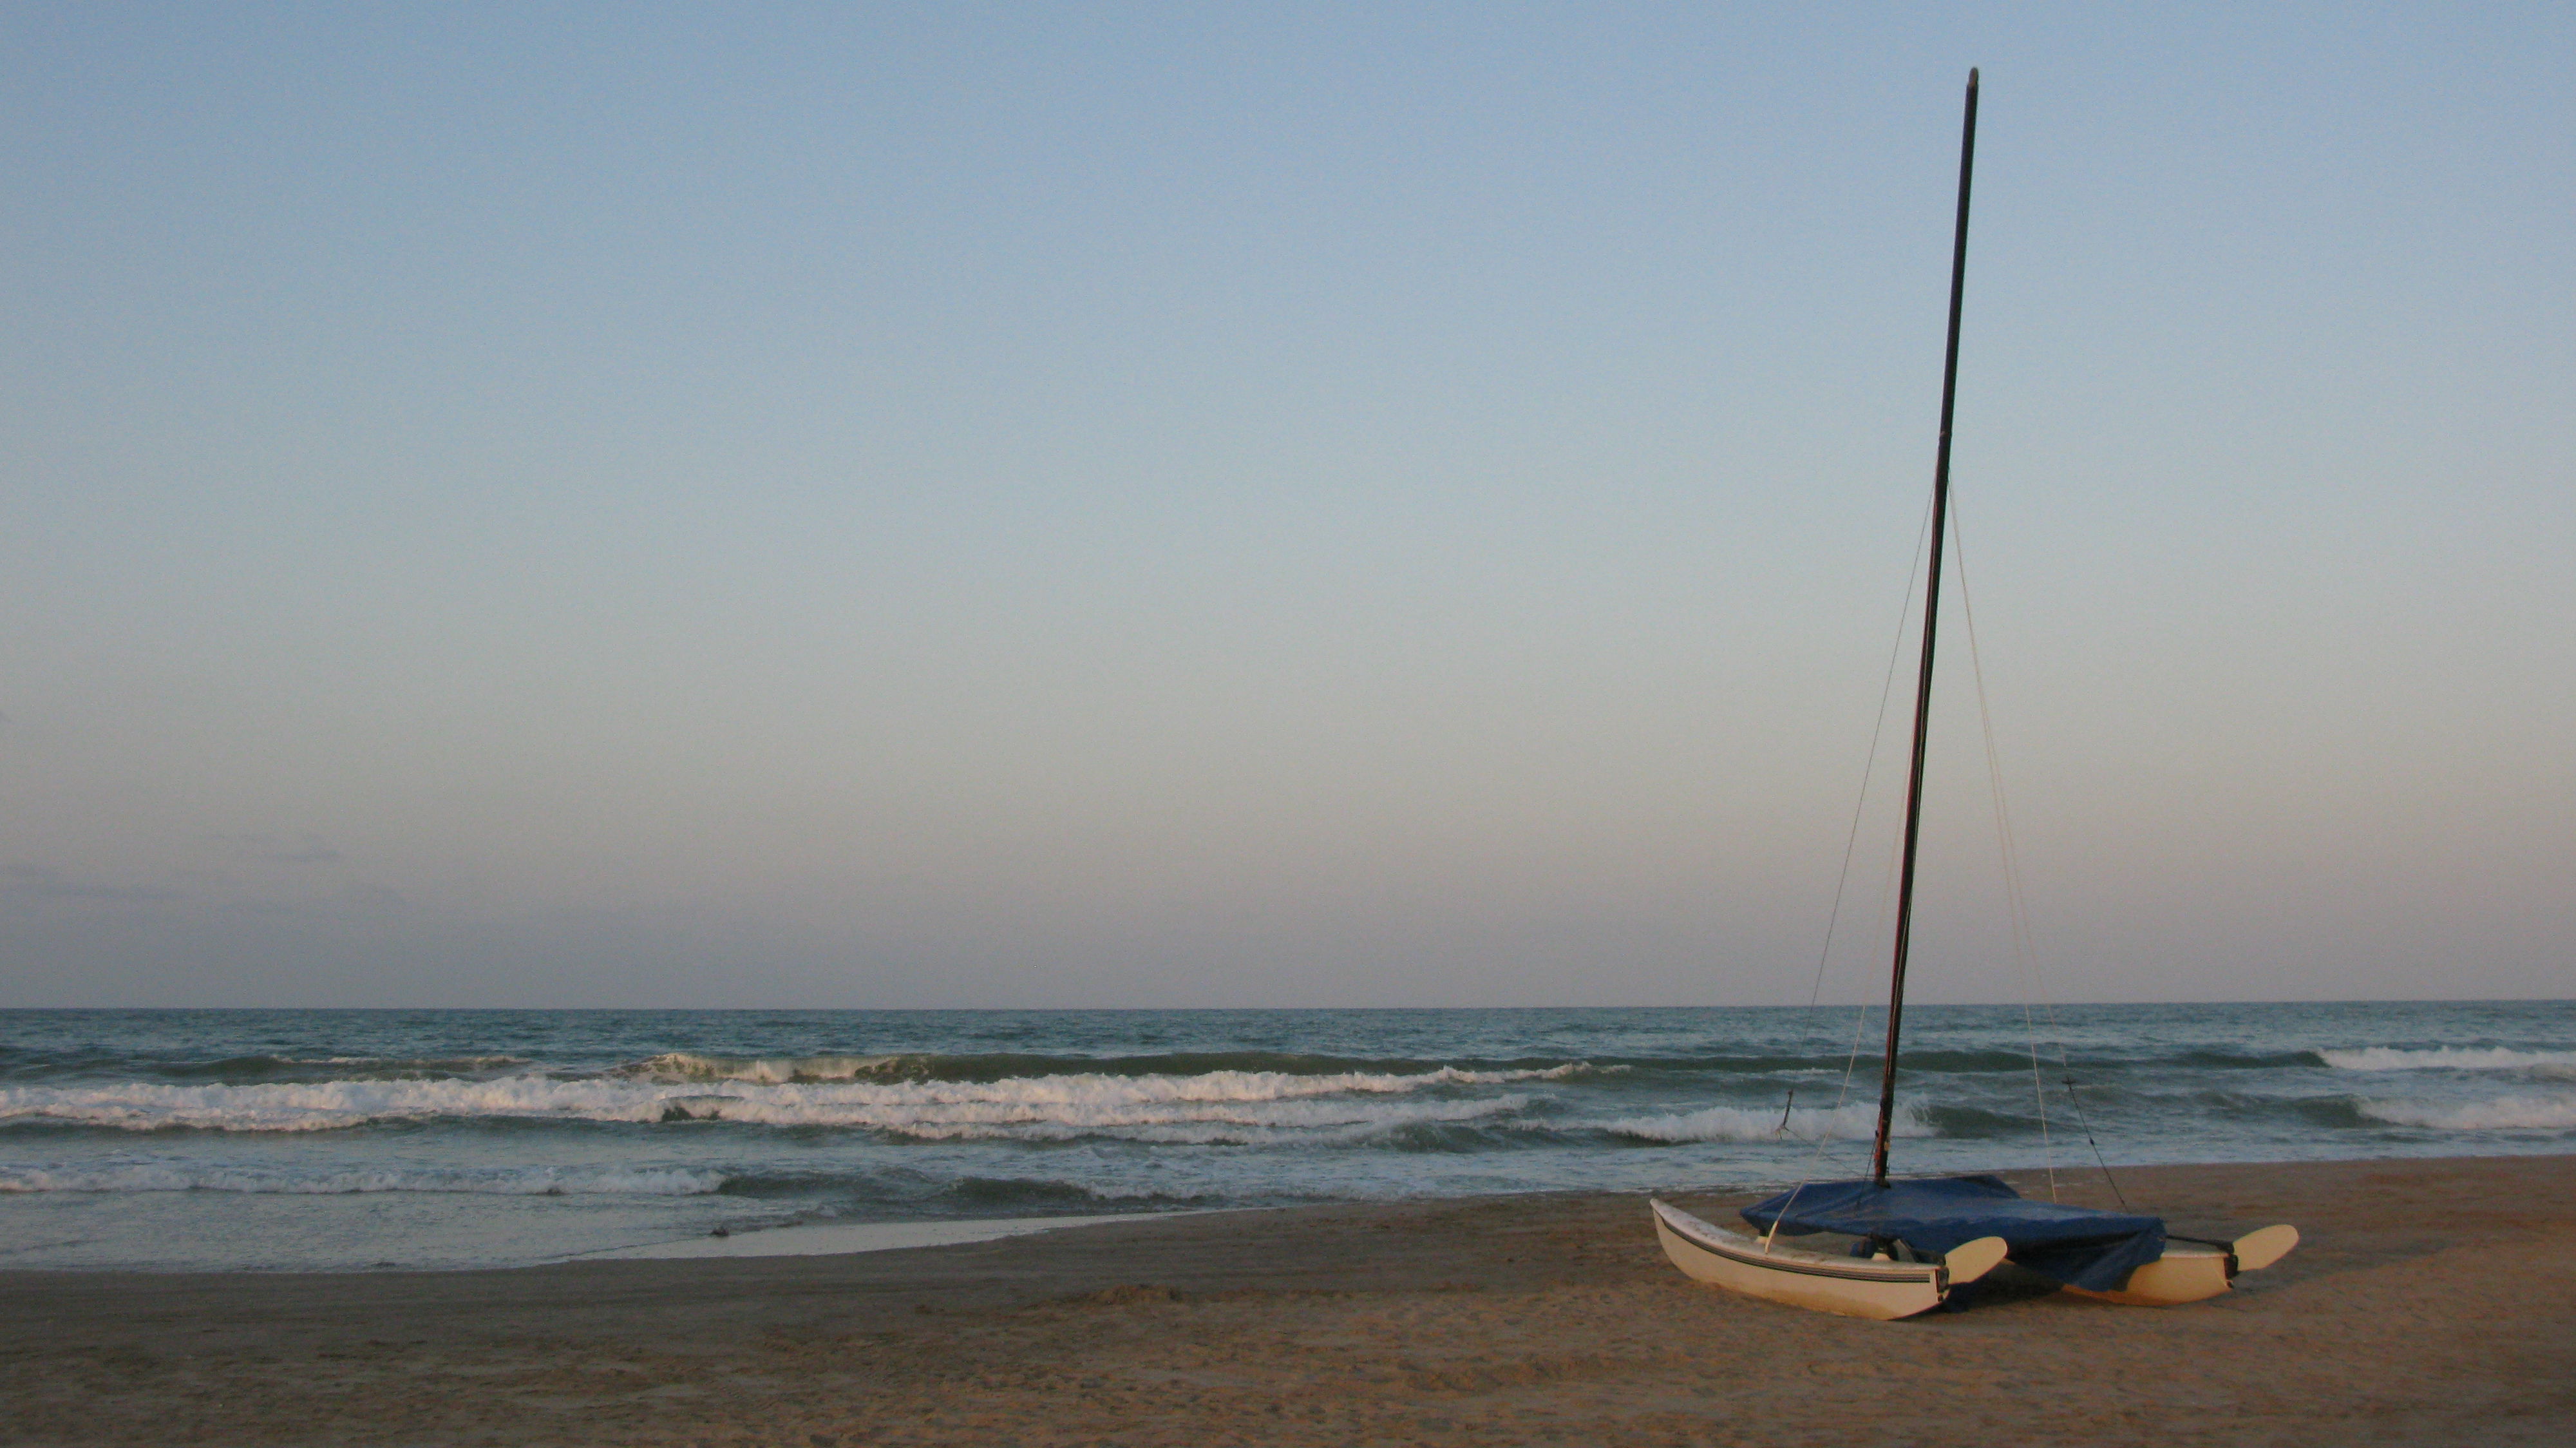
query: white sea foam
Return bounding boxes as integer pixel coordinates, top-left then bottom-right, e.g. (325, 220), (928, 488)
(1601, 1101), (1931, 1144)
(308, 1055), (528, 1071)
(0, 1063), (1563, 1138)
(625, 1053), (916, 1083)
(623, 1052), (1598, 1085)
(2320, 1047), (2576, 1074)
(828, 1093), (1533, 1144)
(2357, 1096), (2576, 1132)
(0, 1163), (724, 1195)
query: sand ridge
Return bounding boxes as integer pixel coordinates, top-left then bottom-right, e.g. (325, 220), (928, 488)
(4, 1156), (2571, 1445)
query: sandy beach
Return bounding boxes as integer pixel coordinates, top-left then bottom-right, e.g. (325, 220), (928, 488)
(5, 1154), (2570, 1447)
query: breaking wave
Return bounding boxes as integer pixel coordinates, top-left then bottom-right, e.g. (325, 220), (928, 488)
(1601, 1101), (1933, 1144)
(2357, 1096), (2576, 1131)
(623, 1052), (920, 1084)
(2321, 1047), (2576, 1076)
(0, 1163), (724, 1195)
(660, 1090), (1536, 1143)
(620, 1051), (1602, 1085)
(0, 1064), (1573, 1139)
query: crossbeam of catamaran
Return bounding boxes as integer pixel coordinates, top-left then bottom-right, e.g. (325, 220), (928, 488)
(1647, 70), (2297, 1320)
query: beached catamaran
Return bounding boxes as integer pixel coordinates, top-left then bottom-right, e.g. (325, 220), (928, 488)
(1647, 71), (2298, 1321)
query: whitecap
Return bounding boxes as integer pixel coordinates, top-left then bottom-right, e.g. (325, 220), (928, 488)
(768, 1092), (1535, 1143)
(0, 1163), (725, 1195)
(621, 1052), (918, 1084)
(2320, 1047), (2576, 1074)
(2357, 1096), (2576, 1131)
(0, 1063), (1570, 1135)
(1601, 1101), (1931, 1144)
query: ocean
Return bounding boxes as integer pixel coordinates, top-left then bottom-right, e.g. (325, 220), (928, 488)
(3, 1001), (2570, 1272)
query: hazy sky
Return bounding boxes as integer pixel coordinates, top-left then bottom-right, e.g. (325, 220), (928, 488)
(4, 3), (2569, 1008)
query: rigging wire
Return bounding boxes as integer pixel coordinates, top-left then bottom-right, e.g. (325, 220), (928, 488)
(1951, 504), (2128, 1209)
(1761, 491), (1939, 1241)
(1799, 492), (1938, 1015)
(1947, 502), (2057, 1199)
(1810, 493), (1938, 1135)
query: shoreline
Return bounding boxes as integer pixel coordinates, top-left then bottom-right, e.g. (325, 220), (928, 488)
(21, 1143), (2576, 1279)
(559, 1210), (1177, 1264)
(6, 1154), (2570, 1445)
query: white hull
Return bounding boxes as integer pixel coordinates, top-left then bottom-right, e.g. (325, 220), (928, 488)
(1653, 1199), (2293, 1315)
(2069, 1225), (2299, 1306)
(1649, 1199), (2003, 1322)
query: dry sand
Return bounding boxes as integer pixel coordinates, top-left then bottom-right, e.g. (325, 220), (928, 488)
(5, 1155), (2571, 1447)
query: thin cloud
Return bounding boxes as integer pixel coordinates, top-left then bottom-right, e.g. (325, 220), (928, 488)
(204, 832), (345, 866)
(3, 864), (183, 904)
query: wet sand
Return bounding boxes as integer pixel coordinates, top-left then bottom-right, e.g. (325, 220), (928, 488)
(5, 1155), (2570, 1446)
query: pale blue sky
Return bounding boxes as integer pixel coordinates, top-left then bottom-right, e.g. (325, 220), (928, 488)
(3, 3), (2568, 1006)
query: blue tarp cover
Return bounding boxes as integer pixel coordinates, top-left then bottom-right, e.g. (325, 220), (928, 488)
(1740, 1175), (2166, 1292)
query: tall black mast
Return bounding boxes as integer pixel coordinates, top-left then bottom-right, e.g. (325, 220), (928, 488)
(1871, 69), (1980, 1186)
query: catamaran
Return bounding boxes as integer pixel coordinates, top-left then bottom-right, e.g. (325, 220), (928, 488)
(1647, 70), (2297, 1321)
